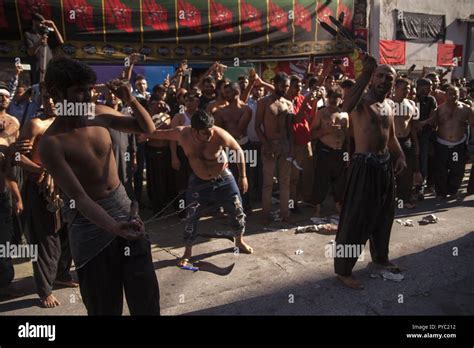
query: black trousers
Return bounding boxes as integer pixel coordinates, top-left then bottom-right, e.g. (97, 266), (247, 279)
(0, 193), (14, 288)
(468, 164), (474, 195)
(334, 153), (395, 276)
(312, 141), (347, 205)
(133, 142), (146, 202)
(174, 146), (192, 211)
(76, 236), (160, 315)
(395, 137), (416, 202)
(145, 145), (174, 213)
(27, 181), (73, 298)
(434, 141), (467, 196)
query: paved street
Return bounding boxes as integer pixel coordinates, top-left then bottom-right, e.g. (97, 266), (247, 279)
(1, 165), (473, 316)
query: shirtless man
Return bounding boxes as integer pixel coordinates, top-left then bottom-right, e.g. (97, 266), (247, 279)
(311, 85), (349, 216)
(420, 85), (474, 199)
(391, 78), (422, 209)
(426, 73), (447, 106)
(334, 56), (406, 290)
(38, 57), (159, 315)
(170, 92), (198, 216)
(255, 72), (294, 222)
(147, 109), (253, 266)
(215, 83), (252, 212)
(0, 86), (24, 298)
(18, 91), (78, 308)
(205, 78), (230, 116)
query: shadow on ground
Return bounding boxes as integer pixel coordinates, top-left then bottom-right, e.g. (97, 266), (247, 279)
(183, 233), (474, 315)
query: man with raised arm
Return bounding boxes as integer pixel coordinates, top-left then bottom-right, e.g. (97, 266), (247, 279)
(334, 56), (406, 290)
(38, 57), (160, 315)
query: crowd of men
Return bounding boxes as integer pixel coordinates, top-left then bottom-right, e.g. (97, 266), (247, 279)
(0, 14), (474, 313)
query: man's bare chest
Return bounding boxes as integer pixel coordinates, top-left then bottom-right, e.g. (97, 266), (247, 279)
(221, 108), (244, 126)
(59, 129), (113, 163)
(439, 108), (465, 126)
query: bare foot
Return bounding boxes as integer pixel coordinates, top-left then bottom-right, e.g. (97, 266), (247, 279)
(177, 258), (192, 267)
(337, 275), (364, 290)
(177, 245), (193, 267)
(54, 279), (79, 288)
(40, 294), (61, 308)
(235, 237), (254, 254)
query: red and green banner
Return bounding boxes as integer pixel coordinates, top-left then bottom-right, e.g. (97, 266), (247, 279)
(0, 0), (356, 60)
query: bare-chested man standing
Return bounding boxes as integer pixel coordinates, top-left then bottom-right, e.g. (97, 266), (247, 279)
(311, 85), (349, 216)
(255, 72), (294, 222)
(205, 78), (230, 116)
(0, 86), (24, 298)
(19, 90), (78, 308)
(334, 56), (406, 290)
(39, 57), (160, 315)
(215, 82), (252, 212)
(147, 109), (253, 266)
(420, 85), (474, 199)
(391, 78), (422, 209)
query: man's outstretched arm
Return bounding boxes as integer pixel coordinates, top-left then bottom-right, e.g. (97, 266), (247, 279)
(147, 126), (184, 142)
(94, 80), (155, 134)
(341, 55), (377, 114)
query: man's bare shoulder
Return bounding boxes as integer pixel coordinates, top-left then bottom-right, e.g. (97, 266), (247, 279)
(38, 132), (62, 159)
(30, 117), (53, 132)
(5, 114), (20, 127)
(95, 104), (122, 116)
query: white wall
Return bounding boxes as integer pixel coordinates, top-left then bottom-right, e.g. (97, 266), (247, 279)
(369, 0), (474, 76)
